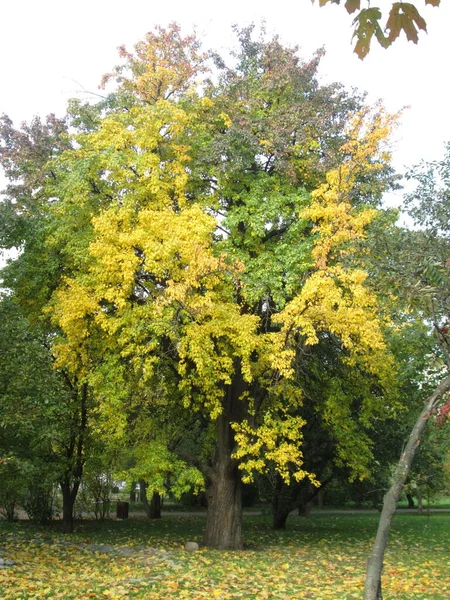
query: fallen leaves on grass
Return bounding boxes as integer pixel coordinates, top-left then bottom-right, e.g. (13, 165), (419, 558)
(0, 514), (449, 599)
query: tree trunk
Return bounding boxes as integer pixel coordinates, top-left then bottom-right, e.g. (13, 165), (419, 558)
(129, 482), (136, 503)
(204, 369), (246, 550)
(416, 489), (423, 513)
(204, 450), (243, 549)
(272, 506), (290, 529)
(364, 376), (450, 600)
(298, 501), (313, 518)
(61, 479), (79, 532)
(141, 481), (162, 520)
(150, 491), (162, 518)
(317, 488), (325, 509)
(59, 382), (88, 532)
(272, 474), (295, 529)
(406, 493), (415, 509)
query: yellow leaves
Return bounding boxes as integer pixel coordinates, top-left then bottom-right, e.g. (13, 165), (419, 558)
(269, 105), (398, 395)
(219, 112), (232, 128)
(178, 302), (261, 418)
(279, 265), (394, 386)
(232, 411), (317, 485)
(303, 106), (398, 269)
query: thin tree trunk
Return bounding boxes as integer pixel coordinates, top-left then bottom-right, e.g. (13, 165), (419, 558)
(272, 474), (295, 529)
(364, 376), (450, 600)
(60, 382), (88, 532)
(61, 480), (79, 531)
(129, 482), (136, 503)
(416, 489), (423, 513)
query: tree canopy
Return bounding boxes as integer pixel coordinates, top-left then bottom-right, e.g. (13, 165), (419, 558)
(0, 24), (408, 548)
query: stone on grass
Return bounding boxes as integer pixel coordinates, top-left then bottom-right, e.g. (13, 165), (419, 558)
(185, 541), (199, 552)
(0, 558), (14, 567)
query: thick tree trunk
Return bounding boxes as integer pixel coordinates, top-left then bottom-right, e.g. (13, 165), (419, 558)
(298, 501), (313, 517)
(272, 506), (290, 529)
(204, 451), (243, 549)
(406, 493), (415, 509)
(150, 491), (162, 518)
(317, 488), (325, 509)
(204, 368), (246, 550)
(364, 376), (450, 600)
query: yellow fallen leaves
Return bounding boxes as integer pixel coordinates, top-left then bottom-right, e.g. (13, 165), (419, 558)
(1, 514), (450, 599)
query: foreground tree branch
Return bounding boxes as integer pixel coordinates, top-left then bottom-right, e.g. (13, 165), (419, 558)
(364, 374), (450, 600)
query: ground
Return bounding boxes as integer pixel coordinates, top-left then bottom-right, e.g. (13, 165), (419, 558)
(0, 512), (449, 599)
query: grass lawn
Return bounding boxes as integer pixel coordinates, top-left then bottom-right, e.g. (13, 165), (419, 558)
(0, 512), (449, 599)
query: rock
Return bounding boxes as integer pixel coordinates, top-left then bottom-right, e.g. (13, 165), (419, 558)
(185, 541), (199, 552)
(0, 558), (14, 567)
(116, 547), (135, 556)
(84, 544), (115, 554)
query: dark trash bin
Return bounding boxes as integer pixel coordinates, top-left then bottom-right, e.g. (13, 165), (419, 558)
(116, 501), (129, 519)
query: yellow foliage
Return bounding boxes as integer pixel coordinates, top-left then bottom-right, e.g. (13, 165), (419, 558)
(48, 92), (398, 485)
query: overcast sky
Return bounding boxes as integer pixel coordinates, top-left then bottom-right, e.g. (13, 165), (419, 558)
(1, 0), (449, 262)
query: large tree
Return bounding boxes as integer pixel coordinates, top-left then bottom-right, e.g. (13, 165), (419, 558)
(2, 25), (399, 548)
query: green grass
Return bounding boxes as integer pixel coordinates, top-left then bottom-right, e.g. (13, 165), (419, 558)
(1, 512), (449, 599)
(396, 495), (450, 510)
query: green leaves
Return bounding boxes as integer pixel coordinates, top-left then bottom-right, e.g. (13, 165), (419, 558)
(352, 8), (390, 60)
(313, 0), (438, 58)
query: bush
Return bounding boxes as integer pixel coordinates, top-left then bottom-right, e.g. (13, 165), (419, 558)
(23, 481), (56, 524)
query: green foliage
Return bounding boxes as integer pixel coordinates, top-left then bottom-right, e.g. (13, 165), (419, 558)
(0, 25), (404, 548)
(0, 456), (27, 521)
(314, 0), (440, 59)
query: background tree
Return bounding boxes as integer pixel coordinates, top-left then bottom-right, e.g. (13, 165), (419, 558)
(362, 148), (450, 599)
(0, 295), (70, 523)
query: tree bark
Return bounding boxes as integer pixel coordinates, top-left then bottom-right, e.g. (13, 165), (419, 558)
(416, 489), (423, 513)
(204, 448), (243, 549)
(60, 479), (80, 531)
(272, 474), (295, 529)
(141, 481), (162, 519)
(150, 491), (162, 518)
(317, 488), (325, 509)
(364, 376), (450, 600)
(406, 493), (415, 509)
(59, 382), (88, 532)
(204, 369), (246, 549)
(272, 507), (290, 529)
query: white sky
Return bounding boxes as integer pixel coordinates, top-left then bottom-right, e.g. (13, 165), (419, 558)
(1, 0), (449, 264)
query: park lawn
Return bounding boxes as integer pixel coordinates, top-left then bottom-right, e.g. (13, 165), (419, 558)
(0, 513), (448, 599)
